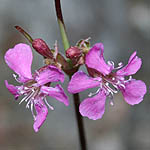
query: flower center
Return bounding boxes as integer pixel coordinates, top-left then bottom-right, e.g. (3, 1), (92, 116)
(88, 61), (133, 106)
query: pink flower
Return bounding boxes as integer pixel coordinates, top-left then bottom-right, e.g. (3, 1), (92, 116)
(5, 43), (69, 132)
(68, 43), (146, 120)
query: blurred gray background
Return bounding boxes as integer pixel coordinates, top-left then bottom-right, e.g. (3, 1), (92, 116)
(0, 0), (150, 150)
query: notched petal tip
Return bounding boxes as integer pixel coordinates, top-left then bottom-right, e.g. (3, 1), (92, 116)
(116, 51), (142, 76)
(4, 43), (33, 82)
(85, 43), (112, 75)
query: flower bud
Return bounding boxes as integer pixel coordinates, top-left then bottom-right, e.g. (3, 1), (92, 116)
(32, 38), (53, 58)
(66, 46), (81, 59)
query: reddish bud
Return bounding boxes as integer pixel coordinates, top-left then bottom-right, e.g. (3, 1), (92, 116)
(32, 38), (53, 58)
(66, 47), (82, 59)
(15, 26), (54, 59)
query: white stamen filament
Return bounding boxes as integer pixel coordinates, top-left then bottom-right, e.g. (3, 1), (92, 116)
(19, 90), (34, 105)
(118, 62), (123, 66)
(107, 61), (114, 68)
(112, 77), (115, 81)
(44, 98), (54, 110)
(124, 76), (132, 83)
(105, 82), (118, 94)
(119, 83), (126, 89)
(106, 87), (114, 96)
(88, 88), (101, 97)
(113, 62), (124, 70)
(30, 102), (36, 120)
(116, 80), (121, 85)
(25, 88), (40, 108)
(110, 100), (114, 106)
(13, 74), (20, 82)
(106, 76), (126, 89)
(108, 93), (115, 106)
(26, 98), (32, 109)
(129, 76), (132, 80)
(35, 70), (39, 75)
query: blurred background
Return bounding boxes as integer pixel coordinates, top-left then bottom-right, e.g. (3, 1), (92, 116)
(0, 0), (150, 149)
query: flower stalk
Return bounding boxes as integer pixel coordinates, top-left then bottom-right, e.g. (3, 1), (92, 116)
(54, 0), (70, 51)
(54, 0), (87, 149)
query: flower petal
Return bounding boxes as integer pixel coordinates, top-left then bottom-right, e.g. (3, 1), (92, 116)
(5, 80), (20, 99)
(41, 85), (69, 106)
(33, 96), (48, 132)
(68, 71), (100, 94)
(121, 80), (146, 105)
(85, 43), (112, 75)
(79, 89), (106, 120)
(4, 43), (33, 82)
(35, 65), (64, 86)
(116, 51), (142, 76)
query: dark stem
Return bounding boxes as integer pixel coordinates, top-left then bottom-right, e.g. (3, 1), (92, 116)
(55, 0), (64, 25)
(54, 1), (87, 149)
(73, 93), (87, 150)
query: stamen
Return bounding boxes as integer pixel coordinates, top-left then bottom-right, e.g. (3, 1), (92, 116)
(118, 62), (123, 66)
(13, 74), (20, 82)
(112, 77), (115, 81)
(106, 87), (114, 96)
(105, 83), (118, 94)
(19, 90), (26, 95)
(24, 86), (29, 90)
(19, 90), (34, 105)
(26, 98), (32, 108)
(116, 80), (121, 85)
(88, 88), (101, 97)
(30, 102), (36, 120)
(108, 93), (114, 106)
(129, 76), (132, 80)
(107, 61), (114, 68)
(44, 98), (54, 110)
(110, 101), (114, 106)
(115, 80), (125, 89)
(35, 70), (40, 76)
(18, 86), (30, 95)
(25, 88), (40, 108)
(113, 62), (124, 70)
(106, 82), (109, 86)
(19, 95), (29, 105)
(112, 84), (119, 90)
(119, 83), (126, 89)
(124, 76), (132, 83)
